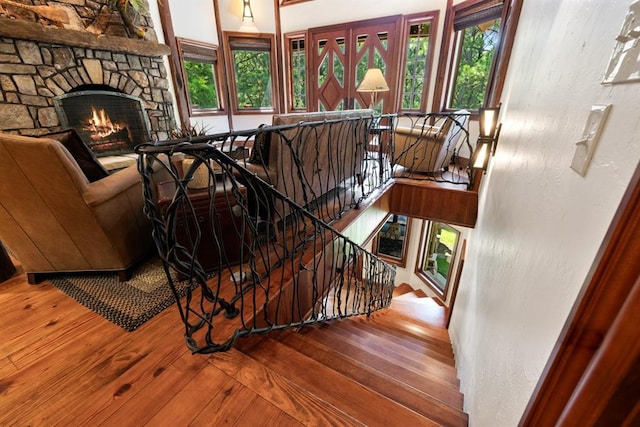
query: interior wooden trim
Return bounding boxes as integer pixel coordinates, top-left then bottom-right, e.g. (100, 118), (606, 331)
(211, 0), (234, 130)
(445, 238), (465, 327)
(274, 0), (286, 113)
(155, 0), (189, 128)
(283, 31), (308, 112)
(372, 214), (412, 268)
(397, 11), (440, 114)
(222, 31), (280, 115)
(519, 163), (640, 425)
(487, 0), (524, 106)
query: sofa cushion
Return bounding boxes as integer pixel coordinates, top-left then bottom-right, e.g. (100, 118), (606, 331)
(42, 129), (109, 182)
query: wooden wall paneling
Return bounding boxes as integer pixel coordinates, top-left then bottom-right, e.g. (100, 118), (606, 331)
(389, 182), (478, 228)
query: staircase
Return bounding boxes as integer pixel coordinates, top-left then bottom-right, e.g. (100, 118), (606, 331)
(210, 283), (468, 426)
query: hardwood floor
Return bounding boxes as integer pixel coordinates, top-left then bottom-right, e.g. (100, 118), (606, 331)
(0, 260), (467, 426)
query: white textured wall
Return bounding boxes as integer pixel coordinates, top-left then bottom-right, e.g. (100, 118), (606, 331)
(449, 1), (640, 426)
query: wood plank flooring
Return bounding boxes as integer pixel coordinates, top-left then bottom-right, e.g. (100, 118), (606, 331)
(0, 260), (467, 426)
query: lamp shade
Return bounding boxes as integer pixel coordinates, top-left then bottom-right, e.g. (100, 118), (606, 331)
(356, 68), (389, 93)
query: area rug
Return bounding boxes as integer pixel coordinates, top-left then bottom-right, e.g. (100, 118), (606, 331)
(49, 258), (195, 331)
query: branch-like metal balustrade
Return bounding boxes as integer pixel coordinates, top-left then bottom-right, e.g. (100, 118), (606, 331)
(135, 112), (471, 353)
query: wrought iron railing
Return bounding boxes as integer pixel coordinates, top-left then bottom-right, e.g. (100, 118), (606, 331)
(136, 117), (396, 353)
(391, 111), (473, 188)
(135, 111), (472, 353)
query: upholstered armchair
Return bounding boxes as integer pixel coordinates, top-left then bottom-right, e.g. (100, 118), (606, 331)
(393, 110), (470, 174)
(0, 133), (165, 284)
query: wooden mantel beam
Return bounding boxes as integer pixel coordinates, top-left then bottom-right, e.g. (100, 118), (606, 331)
(0, 17), (170, 57)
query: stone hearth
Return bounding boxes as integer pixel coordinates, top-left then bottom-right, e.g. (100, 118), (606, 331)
(0, 0), (175, 141)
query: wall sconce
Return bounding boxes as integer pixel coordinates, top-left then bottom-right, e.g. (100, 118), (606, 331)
(473, 104), (502, 172)
(356, 68), (389, 111)
(242, 0), (254, 22)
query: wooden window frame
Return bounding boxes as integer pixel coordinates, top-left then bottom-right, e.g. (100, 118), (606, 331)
(398, 11), (439, 113)
(415, 220), (460, 301)
(176, 38), (225, 117)
(372, 214), (412, 267)
(223, 31), (279, 115)
(280, 0), (313, 5)
(432, 0), (521, 114)
(284, 31), (308, 112)
(444, 0), (503, 112)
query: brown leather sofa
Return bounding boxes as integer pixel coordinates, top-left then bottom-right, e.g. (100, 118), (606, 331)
(241, 109), (373, 221)
(0, 133), (166, 284)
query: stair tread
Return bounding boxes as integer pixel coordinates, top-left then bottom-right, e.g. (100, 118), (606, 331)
(324, 320), (455, 368)
(344, 316), (454, 358)
(370, 308), (452, 342)
(392, 283), (415, 297)
(238, 335), (453, 426)
(207, 348), (362, 426)
(301, 323), (460, 387)
(390, 298), (447, 328)
(275, 330), (466, 422)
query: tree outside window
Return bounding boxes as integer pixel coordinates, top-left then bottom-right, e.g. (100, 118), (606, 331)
(449, 19), (501, 110)
(401, 15), (437, 112)
(288, 36), (307, 110)
(225, 33), (277, 113)
(177, 39), (222, 116)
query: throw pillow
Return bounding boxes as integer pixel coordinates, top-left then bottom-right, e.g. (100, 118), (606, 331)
(42, 129), (109, 182)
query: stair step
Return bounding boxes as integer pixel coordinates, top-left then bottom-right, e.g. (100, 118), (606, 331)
(275, 329), (467, 423)
(237, 335), (450, 426)
(300, 322), (460, 388)
(300, 322), (459, 387)
(390, 298), (447, 328)
(344, 315), (453, 359)
(392, 283), (414, 297)
(207, 348), (360, 425)
(332, 318), (454, 365)
(369, 308), (452, 342)
(414, 289), (429, 298)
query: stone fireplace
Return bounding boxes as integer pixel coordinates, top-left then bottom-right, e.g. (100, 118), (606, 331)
(0, 0), (175, 146)
(55, 87), (151, 156)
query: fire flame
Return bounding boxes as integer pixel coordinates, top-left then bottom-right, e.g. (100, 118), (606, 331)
(84, 107), (124, 140)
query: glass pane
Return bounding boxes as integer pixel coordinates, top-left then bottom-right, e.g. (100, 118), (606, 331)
(450, 19), (501, 110)
(318, 54), (328, 87)
(291, 38), (306, 109)
(184, 60), (219, 110)
(233, 49), (273, 109)
(375, 214), (410, 266)
(420, 222), (459, 292)
(333, 52), (344, 86)
(401, 22), (430, 110)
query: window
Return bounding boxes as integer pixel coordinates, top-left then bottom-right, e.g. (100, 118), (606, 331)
(373, 214), (411, 267)
(416, 221), (460, 298)
(224, 32), (278, 113)
(285, 33), (307, 110)
(444, 1), (505, 111)
(177, 39), (222, 116)
(400, 13), (438, 112)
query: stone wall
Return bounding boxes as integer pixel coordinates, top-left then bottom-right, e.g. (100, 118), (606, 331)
(0, 0), (175, 140)
(0, 38), (175, 139)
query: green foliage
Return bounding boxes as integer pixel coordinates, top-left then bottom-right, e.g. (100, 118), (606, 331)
(402, 27), (430, 110)
(233, 50), (272, 109)
(450, 20), (501, 110)
(184, 60), (219, 110)
(292, 50), (306, 109)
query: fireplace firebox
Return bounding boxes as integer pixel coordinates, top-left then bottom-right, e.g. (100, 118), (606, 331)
(54, 89), (152, 157)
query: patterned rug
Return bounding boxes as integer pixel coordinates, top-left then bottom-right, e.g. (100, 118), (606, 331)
(49, 258), (195, 331)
